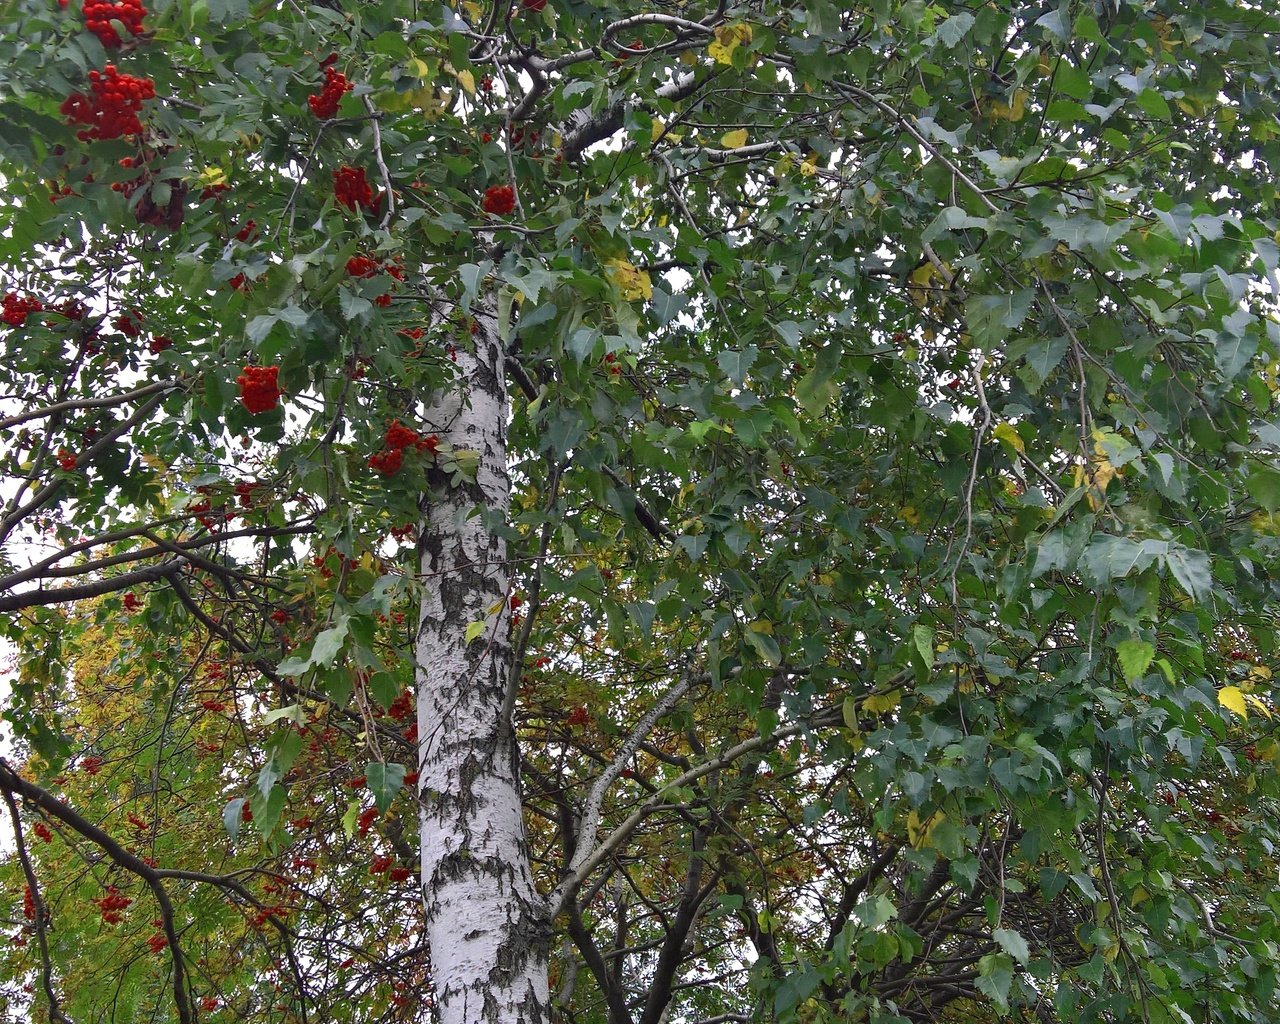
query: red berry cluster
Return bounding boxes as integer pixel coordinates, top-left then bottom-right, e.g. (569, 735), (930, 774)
(2, 292), (43, 327)
(346, 254), (379, 278)
(369, 420), (439, 477)
(113, 309), (143, 337)
(333, 166), (376, 211)
(93, 885), (132, 925)
(199, 997), (219, 1012)
(236, 365), (281, 415)
(81, 754), (105, 775)
(369, 854), (394, 875)
(146, 930), (168, 953)
(482, 184), (515, 216)
(149, 334), (172, 353)
(32, 822), (53, 843)
(57, 447), (78, 470)
(122, 591), (141, 611)
(357, 806), (379, 836)
(309, 66), (352, 118)
(60, 65), (155, 141)
(82, 0), (146, 47)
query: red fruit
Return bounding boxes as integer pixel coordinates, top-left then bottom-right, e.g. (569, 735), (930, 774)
(236, 364), (281, 415)
(33, 821), (53, 843)
(228, 272), (249, 291)
(2, 292), (43, 327)
(122, 591), (141, 612)
(200, 700), (227, 712)
(60, 66), (154, 140)
(481, 184), (516, 216)
(199, 997), (219, 1012)
(369, 854), (393, 875)
(147, 932), (168, 953)
(308, 65), (352, 119)
(56, 448), (78, 471)
(346, 254), (379, 278)
(234, 219), (258, 242)
(368, 447), (403, 477)
(81, 754), (104, 775)
(81, 0), (146, 47)
(357, 806), (379, 835)
(333, 166), (376, 211)
(390, 866), (413, 882)
(149, 334), (173, 353)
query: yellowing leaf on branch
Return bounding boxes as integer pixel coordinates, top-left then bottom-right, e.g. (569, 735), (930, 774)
(453, 68), (476, 96)
(987, 88), (1029, 122)
(197, 166), (227, 187)
(862, 689), (902, 714)
(907, 809), (945, 849)
(721, 128), (749, 149)
(708, 23), (752, 65)
(1218, 685), (1248, 718)
(993, 421), (1025, 455)
(605, 259), (653, 301)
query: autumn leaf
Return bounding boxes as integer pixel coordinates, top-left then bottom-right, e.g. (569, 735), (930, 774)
(1218, 685), (1248, 718)
(605, 259), (653, 301)
(721, 128), (749, 149)
(708, 23), (752, 65)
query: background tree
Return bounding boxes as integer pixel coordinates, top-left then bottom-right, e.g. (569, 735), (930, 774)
(2, 2), (1280, 1024)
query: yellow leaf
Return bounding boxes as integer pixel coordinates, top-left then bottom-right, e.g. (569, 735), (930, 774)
(406, 57), (432, 80)
(899, 506), (920, 526)
(1218, 685), (1248, 719)
(464, 620), (487, 645)
(799, 159), (818, 177)
(651, 119), (682, 145)
(605, 259), (653, 302)
(197, 166), (227, 187)
(454, 68), (476, 96)
(863, 689), (902, 714)
(988, 88), (1028, 122)
(708, 22), (752, 65)
(462, 0), (482, 20)
(907, 809), (944, 849)
(1246, 694), (1273, 719)
(721, 128), (748, 149)
(993, 421), (1025, 455)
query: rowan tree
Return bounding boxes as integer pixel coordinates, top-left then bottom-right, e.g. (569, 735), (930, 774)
(1, 2), (1280, 1024)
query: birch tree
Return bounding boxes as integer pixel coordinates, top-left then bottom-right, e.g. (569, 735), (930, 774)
(3, 2), (1280, 1024)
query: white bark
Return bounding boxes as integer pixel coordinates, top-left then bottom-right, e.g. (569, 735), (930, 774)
(416, 321), (549, 1024)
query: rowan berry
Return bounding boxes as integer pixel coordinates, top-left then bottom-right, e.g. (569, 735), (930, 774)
(236, 365), (281, 414)
(60, 65), (154, 141)
(308, 65), (352, 118)
(482, 184), (515, 216)
(2, 292), (43, 327)
(333, 166), (375, 211)
(82, 0), (146, 47)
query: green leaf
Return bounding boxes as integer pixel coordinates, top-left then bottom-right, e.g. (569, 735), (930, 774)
(1115, 639), (1155, 682)
(311, 617), (350, 666)
(796, 342), (842, 416)
(993, 927), (1031, 965)
(222, 798), (246, 840)
(365, 762), (406, 813)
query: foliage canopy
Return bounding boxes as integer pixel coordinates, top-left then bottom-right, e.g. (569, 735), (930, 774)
(1, 1), (1279, 1023)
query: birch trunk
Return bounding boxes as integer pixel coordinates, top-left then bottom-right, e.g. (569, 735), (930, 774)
(415, 320), (550, 1024)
